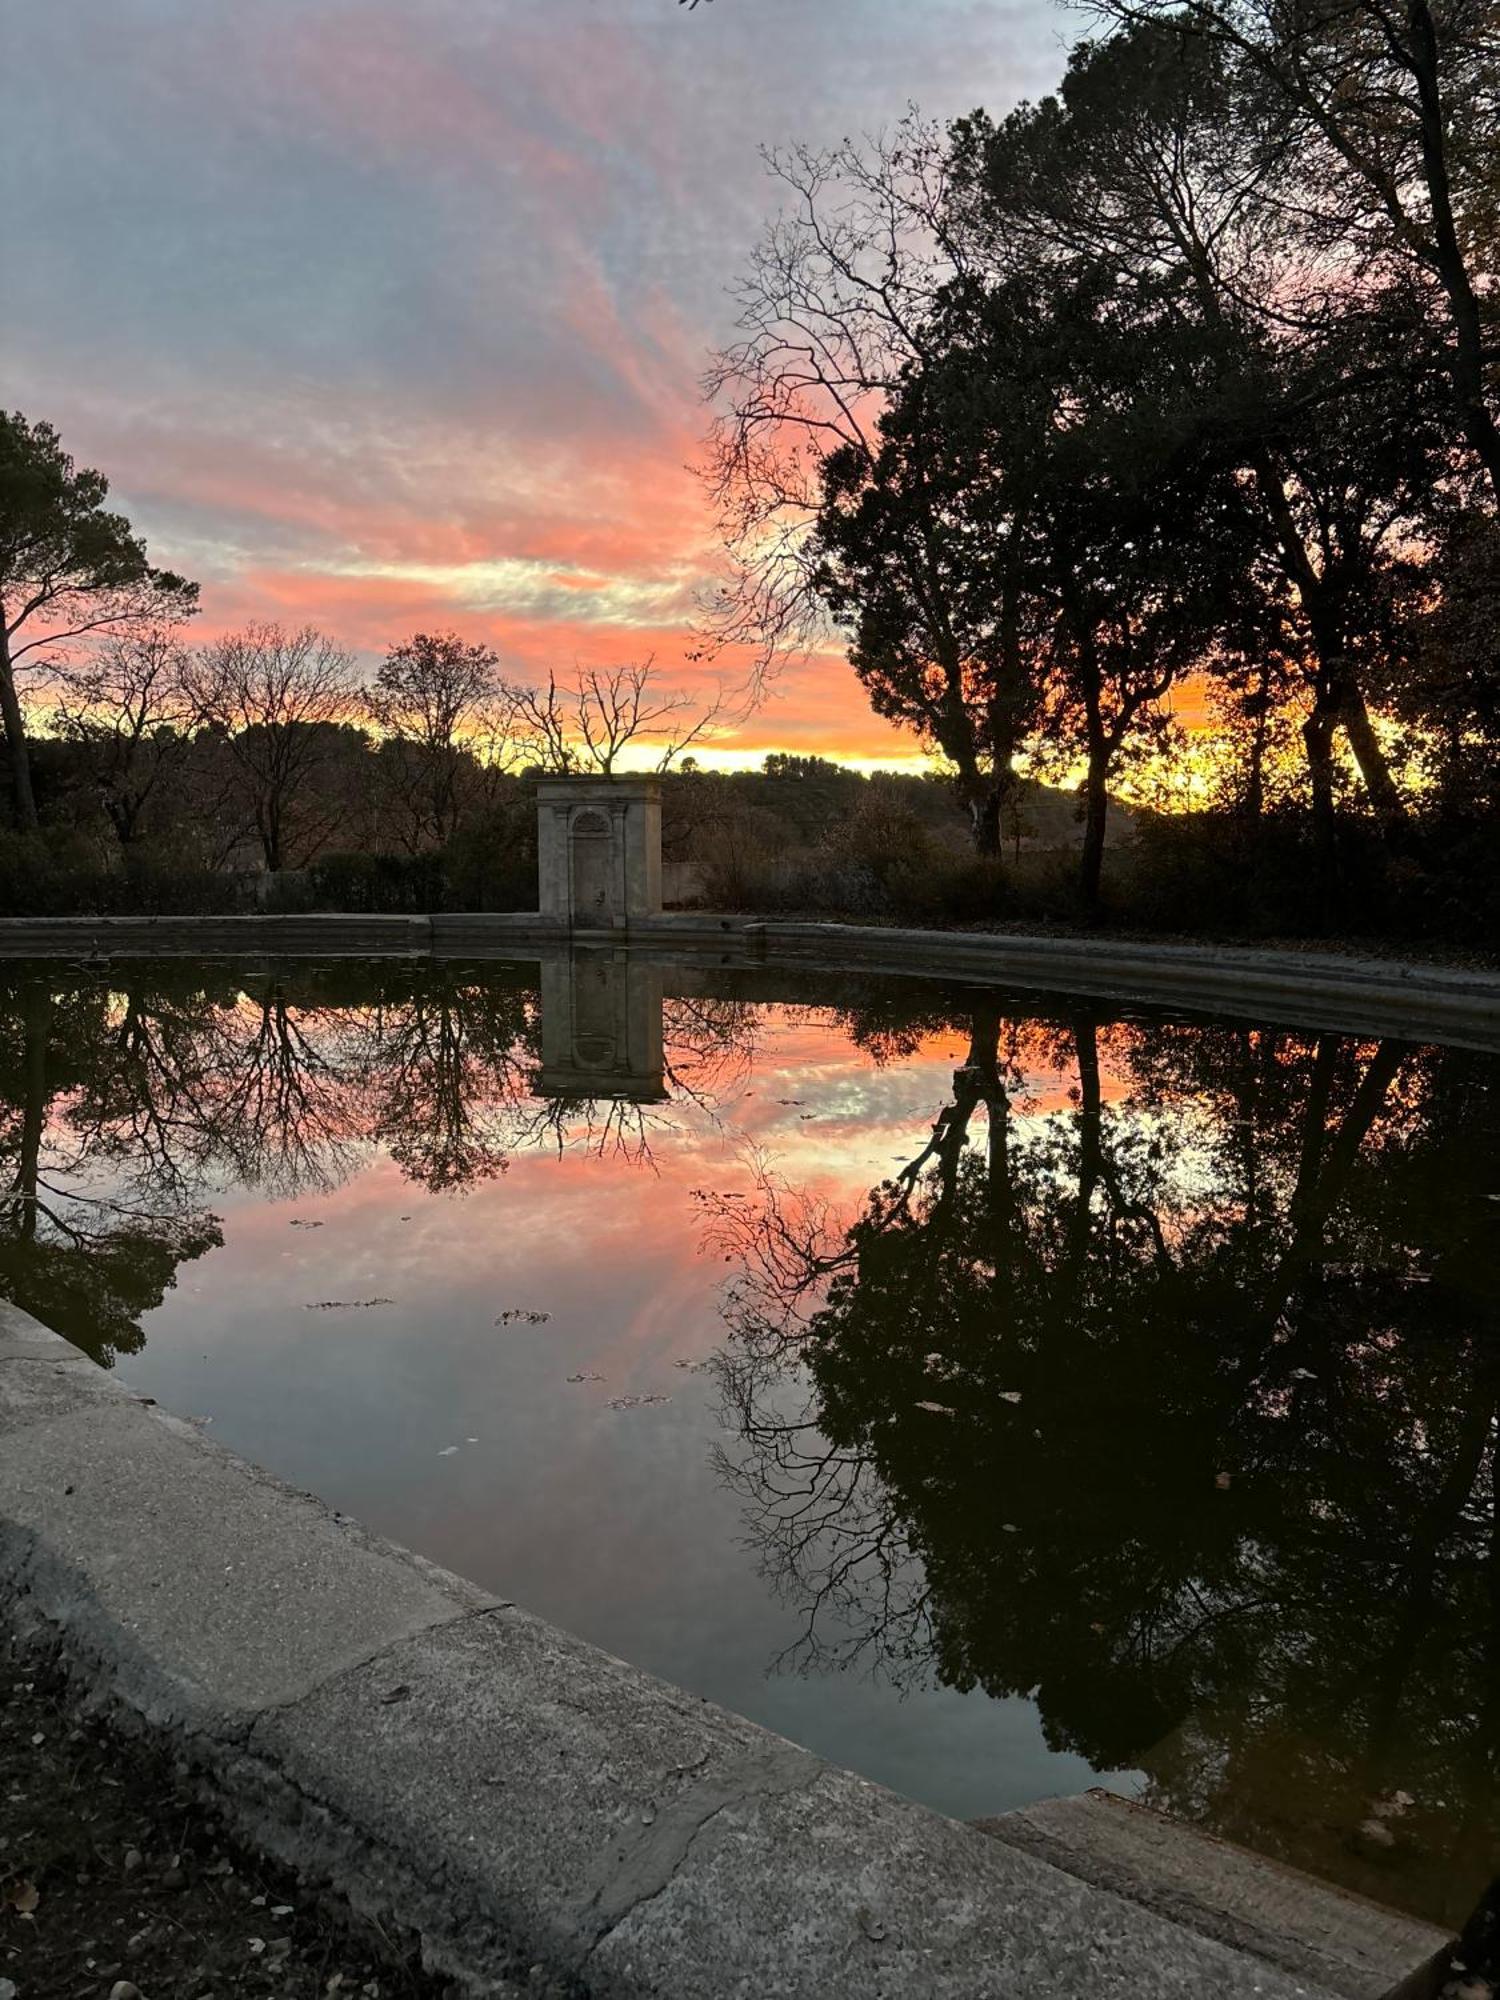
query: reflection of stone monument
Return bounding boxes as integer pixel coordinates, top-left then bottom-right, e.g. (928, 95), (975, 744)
(538, 953), (666, 1102)
(537, 777), (662, 930)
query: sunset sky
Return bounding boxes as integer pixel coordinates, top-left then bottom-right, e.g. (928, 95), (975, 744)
(8, 0), (1069, 769)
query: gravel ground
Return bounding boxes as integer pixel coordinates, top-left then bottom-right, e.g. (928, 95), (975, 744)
(0, 1636), (456, 2000)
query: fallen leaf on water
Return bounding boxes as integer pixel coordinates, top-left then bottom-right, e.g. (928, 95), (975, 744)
(914, 1400), (955, 1415)
(495, 1309), (550, 1325)
(1215, 1471), (1233, 1490)
(998, 1391), (1023, 1404)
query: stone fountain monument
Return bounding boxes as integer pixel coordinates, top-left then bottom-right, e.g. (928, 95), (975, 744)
(536, 776), (662, 930)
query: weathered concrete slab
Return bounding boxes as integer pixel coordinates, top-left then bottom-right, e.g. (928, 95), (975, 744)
(0, 1303), (1364, 1998)
(0, 1378), (496, 1729)
(0, 1350), (134, 1427)
(977, 1790), (1451, 2000)
(0, 1295), (103, 1365)
(248, 1612), (1343, 2000)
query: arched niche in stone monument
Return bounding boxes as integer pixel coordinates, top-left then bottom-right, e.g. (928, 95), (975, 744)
(569, 808), (613, 924)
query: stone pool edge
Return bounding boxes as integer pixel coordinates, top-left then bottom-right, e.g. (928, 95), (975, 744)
(1, 1293), (1390, 2000)
(2, 910), (1497, 1051)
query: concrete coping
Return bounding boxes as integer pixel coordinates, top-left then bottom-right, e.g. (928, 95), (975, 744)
(0, 1297), (1454, 1999)
(0, 911), (1496, 1051)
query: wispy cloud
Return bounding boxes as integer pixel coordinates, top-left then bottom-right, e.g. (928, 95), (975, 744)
(5, 0), (1062, 759)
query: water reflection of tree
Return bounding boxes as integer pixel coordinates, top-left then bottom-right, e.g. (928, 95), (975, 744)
(0, 961), (760, 1357)
(359, 969), (537, 1190)
(705, 1008), (1500, 1927)
(0, 981), (222, 1366)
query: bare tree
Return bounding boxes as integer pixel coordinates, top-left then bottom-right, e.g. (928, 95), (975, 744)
(365, 631), (514, 851)
(700, 119), (960, 681)
(51, 627), (195, 850)
(510, 661), (723, 775)
(182, 623), (358, 872)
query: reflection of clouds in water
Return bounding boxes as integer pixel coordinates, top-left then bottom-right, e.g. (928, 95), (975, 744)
(10, 962), (1500, 1927)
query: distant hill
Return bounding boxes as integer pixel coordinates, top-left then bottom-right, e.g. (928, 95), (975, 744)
(667, 755), (1139, 858)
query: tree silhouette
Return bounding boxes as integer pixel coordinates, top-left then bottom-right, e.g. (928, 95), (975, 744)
(0, 412), (196, 832)
(0, 978), (220, 1366)
(706, 1005), (1500, 1925)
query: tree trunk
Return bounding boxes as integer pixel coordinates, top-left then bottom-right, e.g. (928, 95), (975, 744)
(1261, 1039), (1403, 1330)
(17, 987), (50, 1244)
(1338, 687), (1414, 843)
(1078, 756), (1110, 914)
(1069, 1015), (1103, 1278)
(0, 622), (39, 835)
(260, 801), (282, 874)
(1302, 706), (1339, 890)
(966, 784), (1003, 857)
(1242, 672), (1271, 819)
(1405, 0), (1500, 512)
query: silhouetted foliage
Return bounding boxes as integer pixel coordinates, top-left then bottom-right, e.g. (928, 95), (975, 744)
(703, 1001), (1500, 1925)
(0, 413), (196, 835)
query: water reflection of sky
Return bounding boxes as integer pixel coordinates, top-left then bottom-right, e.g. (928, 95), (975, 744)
(115, 993), (1130, 1823)
(14, 957), (1500, 1928)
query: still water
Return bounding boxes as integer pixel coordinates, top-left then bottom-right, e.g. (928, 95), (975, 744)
(2, 949), (1496, 1928)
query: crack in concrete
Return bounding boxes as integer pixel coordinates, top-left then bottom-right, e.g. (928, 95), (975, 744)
(569, 1742), (822, 1967)
(244, 1598), (516, 1730)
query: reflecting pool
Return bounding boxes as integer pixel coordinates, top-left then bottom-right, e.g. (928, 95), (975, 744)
(2, 949), (1497, 1928)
